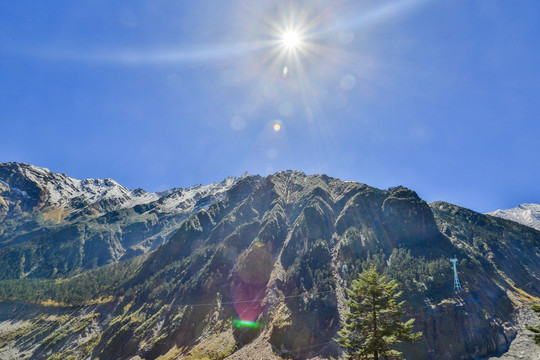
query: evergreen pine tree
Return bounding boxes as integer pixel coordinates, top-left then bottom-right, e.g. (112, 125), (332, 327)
(336, 265), (422, 359)
(527, 304), (540, 346)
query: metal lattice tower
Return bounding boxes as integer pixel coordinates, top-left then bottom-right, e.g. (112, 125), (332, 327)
(450, 258), (462, 292)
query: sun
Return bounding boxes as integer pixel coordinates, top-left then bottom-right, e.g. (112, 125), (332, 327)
(282, 30), (300, 49)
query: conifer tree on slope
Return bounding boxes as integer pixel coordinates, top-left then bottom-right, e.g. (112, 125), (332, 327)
(336, 266), (422, 359)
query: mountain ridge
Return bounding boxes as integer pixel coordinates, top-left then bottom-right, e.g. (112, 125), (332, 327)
(0, 164), (539, 359)
(0, 162), (248, 220)
(488, 203), (540, 231)
(0, 162), (250, 279)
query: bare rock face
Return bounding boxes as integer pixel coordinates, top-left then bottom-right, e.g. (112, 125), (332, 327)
(0, 164), (44, 220)
(487, 304), (540, 360)
(0, 168), (539, 360)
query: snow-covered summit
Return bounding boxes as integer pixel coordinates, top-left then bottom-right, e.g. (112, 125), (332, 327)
(0, 162), (246, 219)
(488, 203), (540, 231)
(155, 173), (249, 214)
(0, 162), (157, 211)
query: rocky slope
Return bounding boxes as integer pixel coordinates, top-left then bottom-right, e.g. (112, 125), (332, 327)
(485, 303), (540, 360)
(0, 170), (539, 359)
(0, 162), (157, 221)
(0, 162), (244, 279)
(489, 203), (540, 232)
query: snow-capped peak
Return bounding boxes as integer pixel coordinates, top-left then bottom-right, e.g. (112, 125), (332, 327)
(0, 162), (157, 210)
(488, 203), (540, 231)
(153, 173), (250, 213)
(0, 162), (246, 218)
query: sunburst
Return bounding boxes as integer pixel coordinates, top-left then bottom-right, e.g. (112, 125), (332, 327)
(282, 30), (301, 49)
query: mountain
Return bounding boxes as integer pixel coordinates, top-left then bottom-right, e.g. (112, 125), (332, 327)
(488, 203), (540, 231)
(0, 162), (157, 221)
(0, 168), (539, 359)
(0, 162), (244, 279)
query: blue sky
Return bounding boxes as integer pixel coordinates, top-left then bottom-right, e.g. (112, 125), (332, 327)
(1, 0), (539, 213)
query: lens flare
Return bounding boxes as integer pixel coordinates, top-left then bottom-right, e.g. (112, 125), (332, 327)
(233, 319), (260, 329)
(273, 123), (281, 131)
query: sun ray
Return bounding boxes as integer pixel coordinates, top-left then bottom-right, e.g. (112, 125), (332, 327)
(28, 40), (274, 65)
(290, 47), (338, 164)
(312, 0), (427, 37)
(224, 0), (430, 171)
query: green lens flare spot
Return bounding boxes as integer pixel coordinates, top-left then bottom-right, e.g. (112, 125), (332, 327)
(233, 319), (260, 329)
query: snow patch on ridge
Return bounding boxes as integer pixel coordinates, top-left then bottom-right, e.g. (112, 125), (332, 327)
(0, 162), (247, 216)
(488, 203), (540, 231)
(10, 163), (155, 209)
(155, 175), (247, 214)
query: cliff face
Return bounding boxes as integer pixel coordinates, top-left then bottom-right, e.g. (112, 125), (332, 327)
(0, 170), (539, 359)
